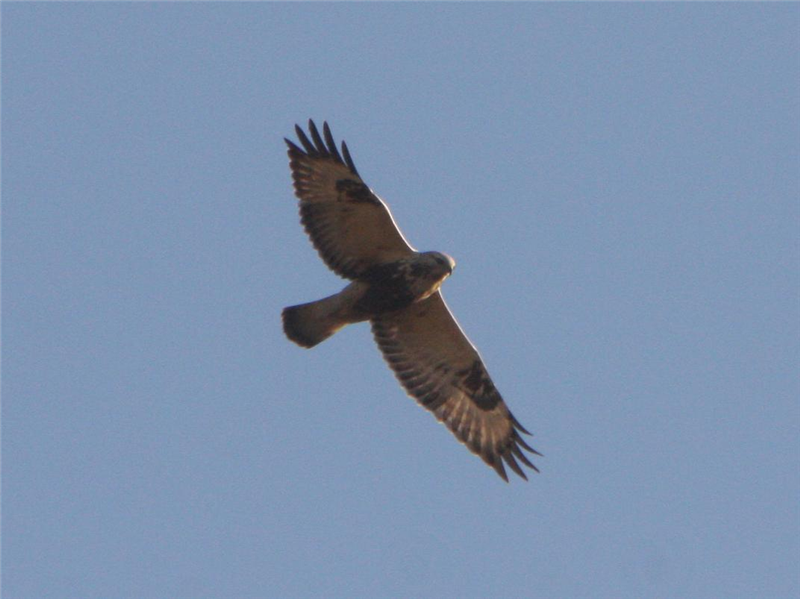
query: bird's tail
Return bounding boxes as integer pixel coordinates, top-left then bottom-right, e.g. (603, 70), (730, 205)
(282, 291), (354, 348)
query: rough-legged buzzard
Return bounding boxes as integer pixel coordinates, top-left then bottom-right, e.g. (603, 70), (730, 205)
(282, 121), (541, 481)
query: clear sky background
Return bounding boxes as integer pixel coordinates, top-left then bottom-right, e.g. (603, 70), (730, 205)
(3, 4), (798, 599)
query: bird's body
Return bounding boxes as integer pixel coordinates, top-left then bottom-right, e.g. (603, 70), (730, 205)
(284, 251), (455, 347)
(282, 121), (541, 481)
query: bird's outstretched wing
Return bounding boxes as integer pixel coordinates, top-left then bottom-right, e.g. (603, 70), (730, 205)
(286, 120), (416, 280)
(371, 292), (540, 481)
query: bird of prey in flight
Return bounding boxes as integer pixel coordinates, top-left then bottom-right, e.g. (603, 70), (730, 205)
(282, 120), (541, 481)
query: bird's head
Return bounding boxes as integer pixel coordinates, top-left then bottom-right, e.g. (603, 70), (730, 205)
(403, 251), (457, 302)
(422, 251), (456, 278)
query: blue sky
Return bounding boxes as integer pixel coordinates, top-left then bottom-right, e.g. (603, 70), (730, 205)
(3, 4), (798, 598)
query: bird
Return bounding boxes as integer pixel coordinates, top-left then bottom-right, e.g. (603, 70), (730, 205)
(282, 120), (541, 481)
